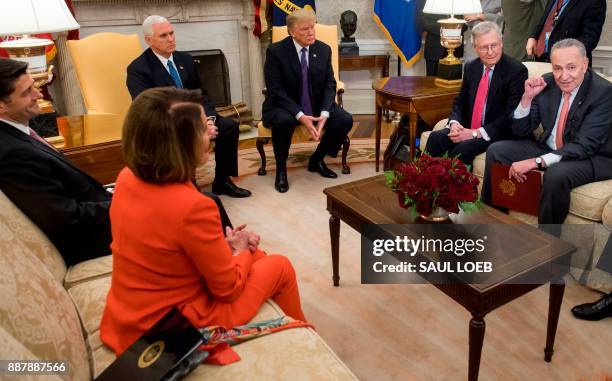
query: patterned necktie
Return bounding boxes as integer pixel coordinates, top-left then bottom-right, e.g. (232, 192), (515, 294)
(167, 60), (183, 88)
(555, 92), (571, 149)
(471, 67), (491, 130)
(28, 127), (56, 150)
(300, 47), (313, 116)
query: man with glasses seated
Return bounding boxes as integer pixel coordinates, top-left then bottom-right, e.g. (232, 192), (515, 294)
(425, 21), (527, 166)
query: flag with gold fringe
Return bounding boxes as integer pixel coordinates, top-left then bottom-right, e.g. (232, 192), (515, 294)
(272, 0), (315, 27)
(373, 0), (424, 67)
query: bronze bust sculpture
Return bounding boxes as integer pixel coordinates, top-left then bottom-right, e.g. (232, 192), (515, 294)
(339, 10), (359, 55)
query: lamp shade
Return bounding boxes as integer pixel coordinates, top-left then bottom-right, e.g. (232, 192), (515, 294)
(0, 0), (80, 36)
(423, 0), (483, 16)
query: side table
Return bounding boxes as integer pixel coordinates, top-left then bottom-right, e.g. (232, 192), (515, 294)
(57, 114), (124, 185)
(372, 76), (459, 171)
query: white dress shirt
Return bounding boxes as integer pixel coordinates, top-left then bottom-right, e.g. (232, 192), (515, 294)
(513, 83), (581, 166)
(292, 39), (330, 121)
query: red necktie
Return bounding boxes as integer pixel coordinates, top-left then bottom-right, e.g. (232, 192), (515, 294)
(471, 67), (491, 130)
(555, 92), (570, 149)
(28, 127), (56, 150)
(536, 0), (563, 57)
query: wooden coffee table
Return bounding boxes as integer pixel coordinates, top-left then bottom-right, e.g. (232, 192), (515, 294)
(324, 175), (575, 381)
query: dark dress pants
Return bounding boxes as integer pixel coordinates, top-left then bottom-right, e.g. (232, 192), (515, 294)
(206, 102), (239, 181)
(425, 128), (491, 166)
(267, 105), (353, 165)
(482, 139), (595, 224)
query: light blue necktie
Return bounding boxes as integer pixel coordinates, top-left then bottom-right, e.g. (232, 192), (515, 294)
(167, 60), (183, 88)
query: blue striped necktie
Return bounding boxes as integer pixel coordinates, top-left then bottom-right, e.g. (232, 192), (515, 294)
(167, 60), (183, 88)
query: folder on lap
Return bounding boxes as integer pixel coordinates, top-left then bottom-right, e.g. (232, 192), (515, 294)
(491, 163), (542, 216)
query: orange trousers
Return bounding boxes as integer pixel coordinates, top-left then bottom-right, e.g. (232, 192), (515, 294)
(205, 252), (306, 327)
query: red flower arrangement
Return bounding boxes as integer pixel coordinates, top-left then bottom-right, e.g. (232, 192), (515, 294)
(385, 153), (481, 219)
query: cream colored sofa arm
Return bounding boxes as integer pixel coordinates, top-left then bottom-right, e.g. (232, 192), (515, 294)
(602, 197), (612, 225)
(420, 118), (449, 152)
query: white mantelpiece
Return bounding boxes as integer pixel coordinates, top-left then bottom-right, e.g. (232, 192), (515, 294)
(61, 0), (264, 118)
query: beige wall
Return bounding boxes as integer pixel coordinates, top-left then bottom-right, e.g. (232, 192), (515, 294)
(600, 0), (612, 46)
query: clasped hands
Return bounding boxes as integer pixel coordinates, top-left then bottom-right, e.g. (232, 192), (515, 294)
(448, 122), (475, 143)
(299, 114), (328, 141)
(205, 117), (218, 139)
(226, 224), (261, 255)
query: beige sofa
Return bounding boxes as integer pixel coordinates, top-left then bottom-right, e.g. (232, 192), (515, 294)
(0, 190), (357, 381)
(420, 62), (612, 292)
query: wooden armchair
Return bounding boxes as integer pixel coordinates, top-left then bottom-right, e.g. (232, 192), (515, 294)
(67, 33), (142, 117)
(256, 24), (350, 176)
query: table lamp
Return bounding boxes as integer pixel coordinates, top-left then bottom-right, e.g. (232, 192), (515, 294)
(423, 0), (482, 88)
(0, 0), (80, 111)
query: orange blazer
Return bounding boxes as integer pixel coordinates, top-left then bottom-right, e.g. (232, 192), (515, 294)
(100, 168), (259, 355)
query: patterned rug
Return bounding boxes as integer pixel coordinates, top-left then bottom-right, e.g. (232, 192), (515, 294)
(195, 134), (389, 186)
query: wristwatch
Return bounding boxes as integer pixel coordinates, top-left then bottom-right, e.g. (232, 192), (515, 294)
(471, 130), (478, 139)
(535, 157), (544, 170)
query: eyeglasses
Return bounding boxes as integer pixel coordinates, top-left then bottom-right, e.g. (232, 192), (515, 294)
(476, 43), (501, 53)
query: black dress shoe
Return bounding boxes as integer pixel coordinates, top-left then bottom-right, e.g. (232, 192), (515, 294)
(275, 167), (289, 193)
(308, 159), (337, 178)
(212, 178), (252, 198)
(571, 292), (612, 321)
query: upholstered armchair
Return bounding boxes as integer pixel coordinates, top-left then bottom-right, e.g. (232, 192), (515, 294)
(67, 33), (142, 117)
(256, 24), (350, 176)
(420, 62), (612, 291)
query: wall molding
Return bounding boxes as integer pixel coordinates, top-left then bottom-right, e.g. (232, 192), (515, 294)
(592, 45), (612, 77)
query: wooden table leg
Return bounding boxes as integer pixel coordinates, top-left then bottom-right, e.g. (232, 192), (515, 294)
(375, 105), (382, 172)
(408, 111), (418, 160)
(545, 278), (565, 362)
(468, 315), (486, 381)
(329, 214), (340, 286)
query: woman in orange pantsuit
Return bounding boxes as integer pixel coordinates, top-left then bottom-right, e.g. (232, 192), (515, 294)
(100, 87), (305, 356)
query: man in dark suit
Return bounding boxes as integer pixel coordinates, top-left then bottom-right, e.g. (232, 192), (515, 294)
(262, 8), (353, 193)
(0, 58), (111, 266)
(425, 21), (528, 166)
(525, 0), (606, 66)
(126, 15), (251, 198)
(482, 39), (612, 225)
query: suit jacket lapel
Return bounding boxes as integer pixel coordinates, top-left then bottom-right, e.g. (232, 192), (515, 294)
(285, 37), (303, 92)
(469, 62), (481, 112)
(542, 84), (562, 142)
(564, 70), (590, 139)
(1, 121), (80, 169)
(172, 53), (189, 87)
(553, 0), (577, 30)
(485, 60), (504, 121)
(145, 49), (175, 87)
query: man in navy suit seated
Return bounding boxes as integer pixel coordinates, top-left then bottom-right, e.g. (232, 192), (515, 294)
(0, 58), (111, 265)
(481, 39), (612, 321)
(126, 15), (251, 198)
(262, 9), (353, 193)
(425, 21), (527, 166)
